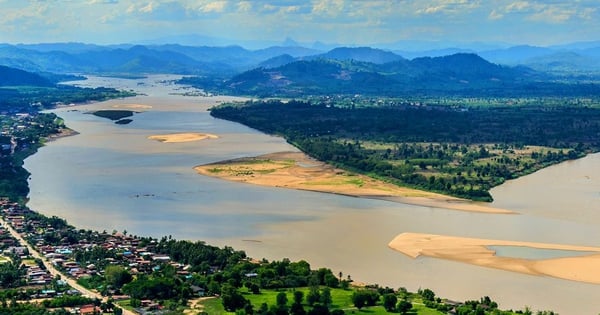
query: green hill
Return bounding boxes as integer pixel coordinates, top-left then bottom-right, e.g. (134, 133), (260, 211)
(0, 65), (53, 87)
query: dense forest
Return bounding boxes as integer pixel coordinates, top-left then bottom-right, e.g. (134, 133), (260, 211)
(210, 99), (600, 201)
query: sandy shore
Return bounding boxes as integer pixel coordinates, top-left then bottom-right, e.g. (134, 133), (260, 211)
(389, 233), (600, 284)
(148, 133), (219, 143)
(194, 151), (515, 214)
(111, 104), (153, 110)
(45, 128), (79, 142)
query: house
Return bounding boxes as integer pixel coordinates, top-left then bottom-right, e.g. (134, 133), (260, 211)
(79, 304), (101, 315)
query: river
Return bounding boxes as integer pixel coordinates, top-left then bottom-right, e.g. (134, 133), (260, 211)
(25, 75), (600, 314)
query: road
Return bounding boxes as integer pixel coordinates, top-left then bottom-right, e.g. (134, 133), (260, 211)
(1, 215), (137, 315)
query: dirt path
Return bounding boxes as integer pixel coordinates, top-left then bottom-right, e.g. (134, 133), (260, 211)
(183, 297), (215, 315)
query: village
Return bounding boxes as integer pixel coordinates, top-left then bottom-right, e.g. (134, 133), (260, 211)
(0, 197), (208, 315)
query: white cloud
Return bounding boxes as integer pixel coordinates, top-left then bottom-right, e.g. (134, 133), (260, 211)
(528, 6), (574, 23)
(311, 0), (344, 16)
(140, 2), (155, 13)
(505, 1), (531, 12)
(488, 9), (503, 20)
(202, 1), (227, 13)
(415, 0), (481, 15)
(579, 7), (597, 19)
(87, 0), (118, 4)
(237, 1), (251, 12)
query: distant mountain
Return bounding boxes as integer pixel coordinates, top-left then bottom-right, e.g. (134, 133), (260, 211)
(581, 46), (600, 58)
(377, 40), (508, 53)
(479, 45), (555, 65)
(150, 44), (320, 71)
(222, 53), (543, 97)
(0, 44), (233, 75)
(73, 45), (218, 74)
(312, 47), (405, 64)
(3, 41), (600, 81)
(15, 42), (106, 53)
(253, 46), (321, 60)
(523, 51), (600, 73)
(0, 65), (53, 87)
(395, 48), (474, 59)
(409, 53), (530, 81)
(258, 54), (296, 69)
(549, 40), (600, 51)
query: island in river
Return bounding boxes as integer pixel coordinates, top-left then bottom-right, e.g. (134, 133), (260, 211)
(149, 132), (219, 143)
(388, 233), (600, 284)
(194, 151), (514, 214)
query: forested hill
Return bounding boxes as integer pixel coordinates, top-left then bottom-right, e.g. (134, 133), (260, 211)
(0, 66), (134, 112)
(217, 53), (599, 97)
(0, 65), (53, 87)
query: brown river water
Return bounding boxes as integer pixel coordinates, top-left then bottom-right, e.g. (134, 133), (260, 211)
(25, 75), (600, 314)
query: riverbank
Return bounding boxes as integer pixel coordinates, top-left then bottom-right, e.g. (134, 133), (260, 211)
(194, 151), (515, 214)
(389, 233), (600, 284)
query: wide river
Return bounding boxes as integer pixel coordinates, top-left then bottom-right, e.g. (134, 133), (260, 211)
(25, 76), (600, 314)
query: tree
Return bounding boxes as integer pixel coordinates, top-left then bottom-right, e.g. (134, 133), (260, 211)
(104, 265), (132, 289)
(306, 287), (320, 306)
(397, 300), (412, 314)
(308, 304), (330, 315)
(293, 291), (304, 305)
(351, 291), (367, 310)
(383, 293), (397, 312)
(421, 288), (435, 301)
(274, 292), (289, 315)
(320, 287), (332, 307)
(291, 291), (306, 315)
(276, 292), (288, 307)
(221, 284), (247, 311)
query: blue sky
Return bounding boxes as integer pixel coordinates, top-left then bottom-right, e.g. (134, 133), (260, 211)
(1, 0), (598, 48)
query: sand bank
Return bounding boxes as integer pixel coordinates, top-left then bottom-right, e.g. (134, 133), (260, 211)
(389, 233), (600, 284)
(194, 151), (514, 214)
(111, 104), (153, 110)
(148, 133), (219, 143)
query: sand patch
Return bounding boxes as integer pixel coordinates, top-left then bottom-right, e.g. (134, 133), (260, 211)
(388, 233), (600, 284)
(148, 133), (219, 143)
(194, 151), (514, 214)
(112, 104), (153, 110)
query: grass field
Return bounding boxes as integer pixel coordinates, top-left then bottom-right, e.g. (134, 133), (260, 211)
(198, 287), (447, 315)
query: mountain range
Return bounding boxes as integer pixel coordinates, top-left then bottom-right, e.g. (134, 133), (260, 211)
(1, 40), (600, 98)
(2, 40), (600, 76)
(220, 53), (551, 97)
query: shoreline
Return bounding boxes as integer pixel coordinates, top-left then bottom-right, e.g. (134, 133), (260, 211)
(389, 233), (600, 284)
(194, 151), (516, 214)
(44, 127), (79, 142)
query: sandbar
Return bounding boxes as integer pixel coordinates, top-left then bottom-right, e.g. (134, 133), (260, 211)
(388, 233), (600, 284)
(148, 133), (219, 143)
(194, 151), (514, 214)
(111, 104), (153, 110)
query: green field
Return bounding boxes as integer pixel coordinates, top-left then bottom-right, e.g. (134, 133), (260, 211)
(199, 287), (447, 315)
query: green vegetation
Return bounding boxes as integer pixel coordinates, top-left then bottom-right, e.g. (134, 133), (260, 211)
(210, 99), (600, 201)
(195, 285), (529, 315)
(0, 113), (66, 203)
(0, 85), (134, 113)
(91, 110), (135, 121)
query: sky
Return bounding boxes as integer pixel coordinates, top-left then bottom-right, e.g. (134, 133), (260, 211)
(1, 0), (599, 48)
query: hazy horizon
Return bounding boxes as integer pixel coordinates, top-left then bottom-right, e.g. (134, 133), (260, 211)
(1, 0), (599, 49)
